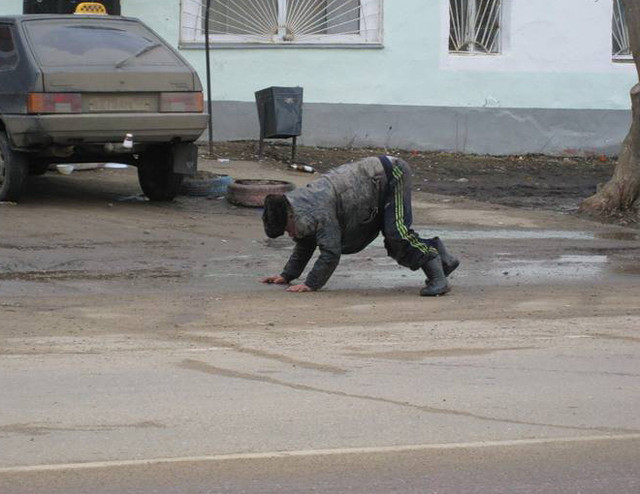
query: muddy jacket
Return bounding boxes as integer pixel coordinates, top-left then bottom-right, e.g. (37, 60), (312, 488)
(281, 157), (388, 290)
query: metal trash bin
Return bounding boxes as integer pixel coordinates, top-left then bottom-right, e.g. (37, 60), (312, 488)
(255, 86), (303, 161)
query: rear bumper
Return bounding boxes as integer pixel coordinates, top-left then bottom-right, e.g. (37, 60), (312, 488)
(3, 113), (208, 148)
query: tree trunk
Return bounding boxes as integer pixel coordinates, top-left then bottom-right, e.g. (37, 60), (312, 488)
(580, 84), (640, 213)
(580, 0), (640, 216)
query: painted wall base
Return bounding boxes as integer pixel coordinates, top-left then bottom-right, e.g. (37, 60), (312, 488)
(202, 102), (631, 156)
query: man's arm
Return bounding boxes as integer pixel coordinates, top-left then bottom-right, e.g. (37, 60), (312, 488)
(281, 237), (317, 282)
(302, 223), (342, 291)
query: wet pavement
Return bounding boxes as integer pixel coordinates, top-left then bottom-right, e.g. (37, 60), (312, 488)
(246, 225), (640, 291)
(1, 221), (639, 295)
(1, 161), (639, 492)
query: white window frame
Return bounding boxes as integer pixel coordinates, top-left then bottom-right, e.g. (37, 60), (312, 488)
(613, 0), (632, 62)
(449, 0), (502, 55)
(180, 0), (382, 47)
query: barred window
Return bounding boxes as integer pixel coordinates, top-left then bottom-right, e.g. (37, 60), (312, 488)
(613, 0), (631, 60)
(449, 0), (501, 54)
(181, 0), (382, 46)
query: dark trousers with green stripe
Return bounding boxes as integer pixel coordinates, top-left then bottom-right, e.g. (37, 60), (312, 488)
(379, 156), (439, 271)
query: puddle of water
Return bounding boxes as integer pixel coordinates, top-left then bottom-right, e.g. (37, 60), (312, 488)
(556, 255), (608, 264)
(489, 258), (604, 282)
(332, 253), (614, 289)
(417, 228), (595, 241)
(265, 228), (637, 261)
(368, 229), (597, 246)
(212, 227), (639, 291)
(408, 228), (640, 242)
(595, 231), (640, 241)
(614, 264), (640, 276)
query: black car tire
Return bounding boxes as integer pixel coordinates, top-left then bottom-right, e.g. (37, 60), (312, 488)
(180, 172), (233, 197)
(137, 145), (184, 201)
(0, 132), (28, 202)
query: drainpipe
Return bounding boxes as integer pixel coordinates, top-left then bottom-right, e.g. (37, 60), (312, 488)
(205, 0), (213, 156)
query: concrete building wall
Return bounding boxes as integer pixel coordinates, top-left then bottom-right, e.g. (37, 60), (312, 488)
(3, 0), (637, 154)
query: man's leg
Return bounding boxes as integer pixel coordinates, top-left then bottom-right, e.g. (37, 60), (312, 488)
(379, 157), (449, 296)
(432, 236), (460, 276)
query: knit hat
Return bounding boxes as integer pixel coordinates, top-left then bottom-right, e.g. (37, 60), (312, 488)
(262, 194), (289, 238)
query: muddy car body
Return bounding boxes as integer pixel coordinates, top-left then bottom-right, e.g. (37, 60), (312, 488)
(0, 14), (208, 201)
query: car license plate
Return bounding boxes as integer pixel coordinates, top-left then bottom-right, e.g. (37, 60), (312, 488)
(85, 94), (157, 112)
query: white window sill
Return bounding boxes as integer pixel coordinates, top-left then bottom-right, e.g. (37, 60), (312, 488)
(448, 51), (502, 56)
(613, 56), (634, 64)
(179, 42), (384, 50)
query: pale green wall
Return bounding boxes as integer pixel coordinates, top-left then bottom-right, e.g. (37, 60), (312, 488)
(4, 0), (637, 110)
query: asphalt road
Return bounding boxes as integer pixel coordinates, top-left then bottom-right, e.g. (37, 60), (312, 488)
(1, 161), (639, 492)
(2, 436), (639, 493)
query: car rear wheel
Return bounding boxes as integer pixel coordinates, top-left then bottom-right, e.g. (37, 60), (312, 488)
(137, 145), (184, 201)
(0, 132), (28, 202)
(29, 160), (51, 176)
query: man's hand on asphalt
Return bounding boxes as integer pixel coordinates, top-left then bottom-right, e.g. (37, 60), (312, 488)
(286, 283), (313, 293)
(260, 275), (289, 285)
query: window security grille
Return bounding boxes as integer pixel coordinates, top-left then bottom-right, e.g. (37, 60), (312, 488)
(449, 0), (501, 54)
(181, 0), (381, 45)
(613, 0), (631, 60)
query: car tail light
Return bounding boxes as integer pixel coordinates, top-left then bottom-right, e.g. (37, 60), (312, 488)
(160, 92), (203, 113)
(28, 93), (82, 114)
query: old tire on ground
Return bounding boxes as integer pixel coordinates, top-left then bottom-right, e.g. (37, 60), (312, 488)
(0, 132), (28, 202)
(137, 145), (184, 201)
(180, 171), (233, 197)
(226, 179), (295, 207)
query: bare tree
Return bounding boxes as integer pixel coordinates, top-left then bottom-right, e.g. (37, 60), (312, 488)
(580, 0), (640, 217)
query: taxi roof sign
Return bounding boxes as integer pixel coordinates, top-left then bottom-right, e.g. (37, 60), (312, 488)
(74, 2), (108, 14)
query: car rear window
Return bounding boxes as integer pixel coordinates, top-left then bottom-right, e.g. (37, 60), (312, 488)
(23, 18), (183, 67)
(0, 25), (18, 69)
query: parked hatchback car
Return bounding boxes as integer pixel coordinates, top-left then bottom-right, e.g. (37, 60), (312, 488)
(0, 14), (208, 202)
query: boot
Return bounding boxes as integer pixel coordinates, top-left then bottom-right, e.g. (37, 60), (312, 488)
(433, 237), (460, 277)
(420, 255), (450, 297)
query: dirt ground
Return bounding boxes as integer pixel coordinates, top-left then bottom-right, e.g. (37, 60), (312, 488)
(206, 140), (622, 222)
(2, 144), (640, 482)
(1, 143), (636, 331)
